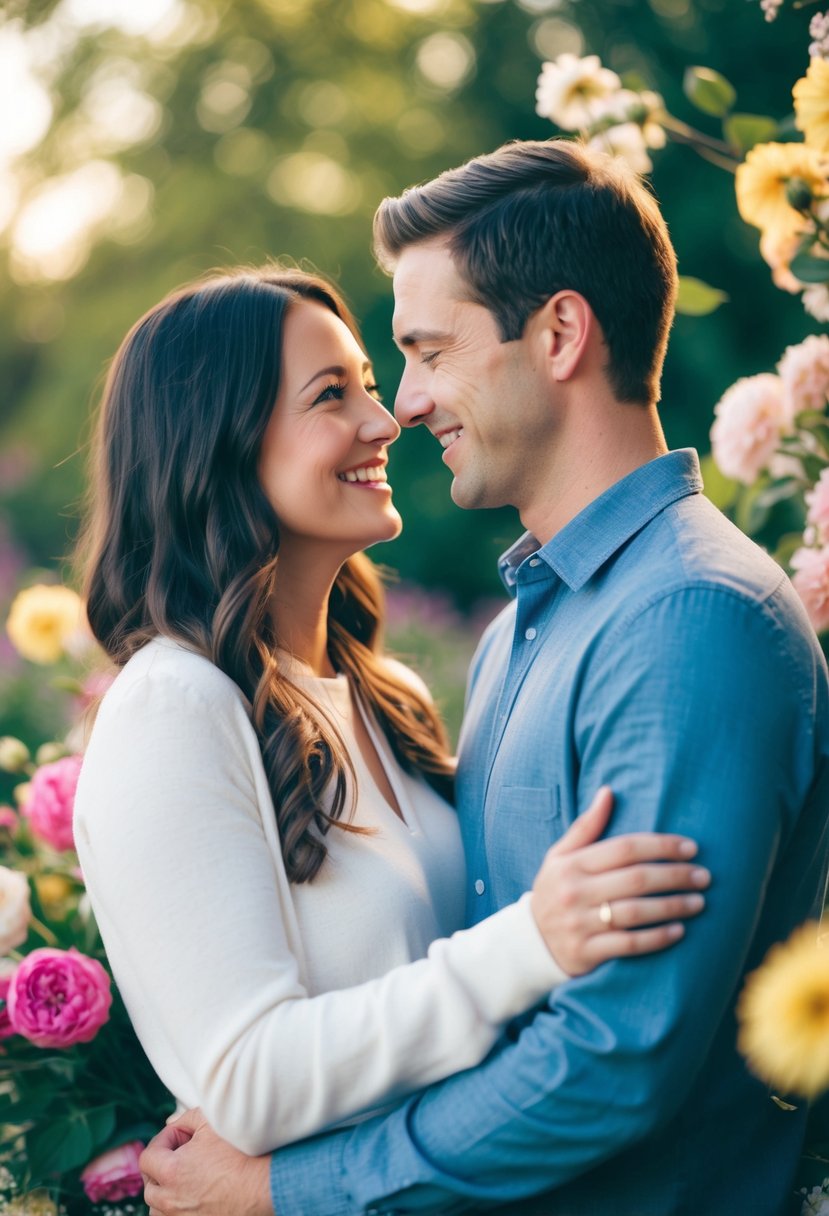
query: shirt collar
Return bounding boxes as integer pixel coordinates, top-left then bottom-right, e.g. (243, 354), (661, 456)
(498, 449), (703, 595)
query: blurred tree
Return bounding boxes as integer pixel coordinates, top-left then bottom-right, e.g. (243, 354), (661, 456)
(0, 0), (819, 604)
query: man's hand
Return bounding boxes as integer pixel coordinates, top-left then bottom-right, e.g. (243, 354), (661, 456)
(140, 1109), (273, 1216)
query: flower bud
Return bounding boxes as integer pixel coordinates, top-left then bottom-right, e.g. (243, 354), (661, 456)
(786, 176), (814, 212)
(0, 738), (30, 774)
(34, 742), (67, 767)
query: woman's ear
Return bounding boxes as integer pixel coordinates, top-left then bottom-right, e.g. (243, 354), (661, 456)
(534, 290), (594, 383)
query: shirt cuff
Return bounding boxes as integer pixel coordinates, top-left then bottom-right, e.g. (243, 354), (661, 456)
(270, 1129), (353, 1216)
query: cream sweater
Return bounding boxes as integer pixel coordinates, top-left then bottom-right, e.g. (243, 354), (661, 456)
(74, 638), (565, 1156)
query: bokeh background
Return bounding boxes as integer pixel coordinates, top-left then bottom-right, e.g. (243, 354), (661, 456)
(0, 0), (818, 744)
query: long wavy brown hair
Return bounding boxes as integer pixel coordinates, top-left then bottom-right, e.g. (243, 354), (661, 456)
(77, 265), (454, 882)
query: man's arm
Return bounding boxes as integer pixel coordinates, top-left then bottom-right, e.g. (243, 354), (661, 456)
(264, 583), (820, 1215)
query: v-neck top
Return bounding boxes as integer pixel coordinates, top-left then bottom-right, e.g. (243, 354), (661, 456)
(74, 637), (566, 1156)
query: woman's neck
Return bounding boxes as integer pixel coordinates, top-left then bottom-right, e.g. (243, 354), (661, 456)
(269, 545), (339, 678)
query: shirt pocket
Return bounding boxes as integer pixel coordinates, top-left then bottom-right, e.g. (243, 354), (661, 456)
(487, 784), (562, 897)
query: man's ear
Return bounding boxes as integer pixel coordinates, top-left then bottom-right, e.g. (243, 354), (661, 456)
(534, 291), (594, 383)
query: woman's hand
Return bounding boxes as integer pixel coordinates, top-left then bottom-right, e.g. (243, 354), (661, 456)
(530, 787), (710, 976)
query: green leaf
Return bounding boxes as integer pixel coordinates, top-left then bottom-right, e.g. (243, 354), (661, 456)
(683, 66), (737, 117)
(27, 1116), (92, 1176)
(774, 531), (806, 568)
(790, 251), (829, 284)
(753, 478), (802, 510)
(700, 453), (739, 509)
(735, 478), (774, 535)
(724, 113), (778, 154)
(675, 276), (729, 316)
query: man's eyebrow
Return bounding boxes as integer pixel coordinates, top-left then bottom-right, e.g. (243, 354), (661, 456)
(392, 328), (452, 351)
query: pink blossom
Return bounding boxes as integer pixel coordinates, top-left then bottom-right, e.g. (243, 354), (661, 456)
(74, 669), (116, 715)
(0, 961), (18, 1040)
(0, 805), (18, 830)
(710, 374), (788, 484)
(791, 545), (829, 634)
(81, 1140), (145, 1204)
(22, 754), (83, 852)
(7, 946), (112, 1047)
(777, 334), (829, 421)
(806, 468), (829, 544)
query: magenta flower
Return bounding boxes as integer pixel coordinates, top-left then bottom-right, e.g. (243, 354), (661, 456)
(81, 1140), (145, 1204)
(22, 754), (83, 852)
(7, 947), (112, 1048)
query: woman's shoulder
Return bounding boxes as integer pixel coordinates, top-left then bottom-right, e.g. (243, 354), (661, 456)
(100, 637), (251, 721)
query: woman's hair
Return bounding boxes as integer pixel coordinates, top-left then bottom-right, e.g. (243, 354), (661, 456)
(78, 265), (454, 882)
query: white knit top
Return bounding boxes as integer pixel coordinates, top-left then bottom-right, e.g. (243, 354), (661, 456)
(74, 638), (565, 1156)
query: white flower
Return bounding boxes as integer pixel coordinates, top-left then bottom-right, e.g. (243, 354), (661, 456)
(535, 54), (622, 131)
(810, 12), (829, 60)
(801, 1179), (829, 1215)
(710, 373), (789, 484)
(777, 333), (829, 419)
(761, 0), (783, 20)
(588, 123), (653, 175)
(0, 865), (31, 954)
(803, 282), (829, 322)
(590, 88), (667, 149)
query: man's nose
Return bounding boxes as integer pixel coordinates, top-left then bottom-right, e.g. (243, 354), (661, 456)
(394, 364), (435, 429)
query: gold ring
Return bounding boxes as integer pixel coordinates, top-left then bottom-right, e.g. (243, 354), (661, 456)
(598, 901), (614, 927)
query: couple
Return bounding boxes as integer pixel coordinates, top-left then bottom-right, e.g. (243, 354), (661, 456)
(74, 138), (829, 1216)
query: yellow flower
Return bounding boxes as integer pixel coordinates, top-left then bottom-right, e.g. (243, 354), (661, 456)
(5, 583), (83, 664)
(737, 921), (829, 1100)
(735, 141), (828, 233)
(795, 58), (829, 151)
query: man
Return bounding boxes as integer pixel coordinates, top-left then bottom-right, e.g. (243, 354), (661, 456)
(141, 139), (829, 1215)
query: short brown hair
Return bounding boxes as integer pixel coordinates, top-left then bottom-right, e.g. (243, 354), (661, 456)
(373, 139), (678, 405)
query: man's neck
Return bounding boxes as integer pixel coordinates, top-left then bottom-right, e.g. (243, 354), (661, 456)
(522, 403), (668, 546)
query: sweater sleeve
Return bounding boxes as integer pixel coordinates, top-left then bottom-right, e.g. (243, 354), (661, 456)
(73, 658), (565, 1157)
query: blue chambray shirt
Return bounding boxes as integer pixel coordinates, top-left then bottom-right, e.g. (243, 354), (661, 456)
(270, 450), (829, 1216)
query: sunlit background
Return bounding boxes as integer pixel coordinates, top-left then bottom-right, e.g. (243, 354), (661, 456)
(0, 0), (816, 737)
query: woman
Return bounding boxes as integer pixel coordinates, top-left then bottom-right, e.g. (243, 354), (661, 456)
(74, 266), (707, 1158)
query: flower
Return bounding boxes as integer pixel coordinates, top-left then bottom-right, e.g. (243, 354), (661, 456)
(0, 737), (31, 774)
(735, 142), (829, 234)
(5, 584), (83, 665)
(7, 947), (112, 1048)
(759, 224), (807, 293)
(738, 921), (829, 1098)
(795, 58), (829, 151)
(761, 0), (783, 19)
(807, 469), (829, 543)
(810, 12), (829, 62)
(777, 333), (829, 417)
(80, 1140), (145, 1204)
(0, 805), (18, 830)
(791, 544), (829, 633)
(535, 54), (622, 130)
(802, 1180), (829, 1216)
(803, 282), (829, 321)
(710, 373), (789, 484)
(588, 123), (652, 174)
(0, 867), (31, 955)
(21, 754), (83, 853)
(0, 960), (18, 1040)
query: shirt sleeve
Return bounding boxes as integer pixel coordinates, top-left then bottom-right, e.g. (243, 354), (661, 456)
(73, 660), (565, 1158)
(269, 582), (821, 1214)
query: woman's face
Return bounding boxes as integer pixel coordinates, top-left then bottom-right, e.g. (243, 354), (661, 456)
(259, 300), (402, 566)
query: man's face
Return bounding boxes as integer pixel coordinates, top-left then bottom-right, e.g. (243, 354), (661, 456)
(391, 239), (555, 514)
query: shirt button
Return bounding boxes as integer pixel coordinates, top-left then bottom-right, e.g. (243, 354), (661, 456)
(529, 558), (541, 567)
(525, 627), (537, 640)
(474, 878), (485, 895)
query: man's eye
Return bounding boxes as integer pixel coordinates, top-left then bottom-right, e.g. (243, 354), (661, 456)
(313, 382), (346, 405)
(421, 352), (439, 367)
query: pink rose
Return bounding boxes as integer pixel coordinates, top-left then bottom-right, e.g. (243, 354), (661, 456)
(806, 468), (829, 545)
(8, 947), (112, 1047)
(710, 374), (788, 485)
(0, 961), (18, 1040)
(777, 333), (829, 420)
(81, 1140), (145, 1204)
(0, 805), (18, 831)
(791, 544), (829, 634)
(22, 754), (83, 852)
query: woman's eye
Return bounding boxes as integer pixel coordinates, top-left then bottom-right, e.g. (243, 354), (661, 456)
(313, 381), (346, 405)
(365, 382), (383, 402)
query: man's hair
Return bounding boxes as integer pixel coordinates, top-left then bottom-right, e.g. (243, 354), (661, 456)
(373, 139), (678, 405)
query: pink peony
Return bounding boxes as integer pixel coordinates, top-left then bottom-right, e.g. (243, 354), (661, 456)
(791, 545), (829, 634)
(777, 334), (829, 421)
(0, 804), (18, 830)
(806, 468), (829, 544)
(710, 374), (788, 484)
(8, 947), (112, 1048)
(0, 960), (18, 1040)
(81, 1140), (145, 1204)
(22, 754), (83, 852)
